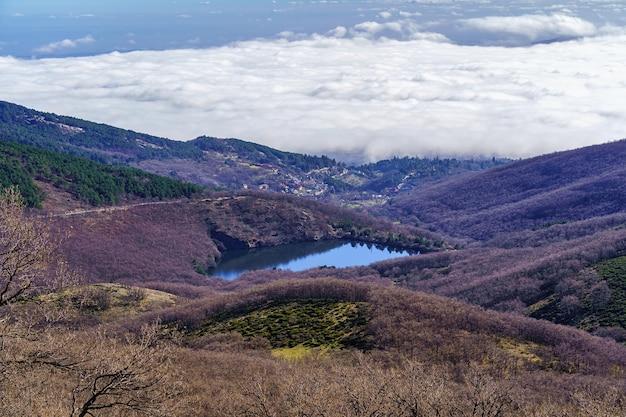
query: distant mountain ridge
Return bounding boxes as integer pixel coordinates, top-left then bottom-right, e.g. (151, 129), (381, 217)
(0, 100), (338, 168)
(0, 100), (508, 197)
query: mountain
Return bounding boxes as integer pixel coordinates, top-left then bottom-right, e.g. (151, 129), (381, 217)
(0, 130), (445, 289)
(359, 139), (626, 336)
(3, 100), (626, 335)
(0, 100), (507, 198)
(387, 139), (626, 241)
(32, 136), (624, 339)
(4, 100), (626, 336)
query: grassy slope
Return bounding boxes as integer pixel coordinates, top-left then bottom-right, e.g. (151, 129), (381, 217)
(198, 299), (371, 349)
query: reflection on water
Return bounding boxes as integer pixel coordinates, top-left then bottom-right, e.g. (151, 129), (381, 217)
(210, 240), (415, 280)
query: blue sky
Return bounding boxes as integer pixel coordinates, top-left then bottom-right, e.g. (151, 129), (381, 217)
(1, 1), (385, 57)
(1, 1), (626, 161)
(5, 0), (623, 58)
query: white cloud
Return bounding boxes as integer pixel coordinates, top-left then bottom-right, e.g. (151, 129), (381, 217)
(350, 19), (423, 40)
(456, 14), (598, 45)
(399, 11), (422, 18)
(34, 35), (95, 54)
(2, 23), (626, 162)
(327, 26), (348, 38)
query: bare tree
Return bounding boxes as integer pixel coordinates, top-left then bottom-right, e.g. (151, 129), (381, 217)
(1, 321), (177, 416)
(0, 187), (177, 416)
(455, 363), (516, 417)
(69, 323), (176, 417)
(392, 360), (454, 417)
(0, 186), (54, 306)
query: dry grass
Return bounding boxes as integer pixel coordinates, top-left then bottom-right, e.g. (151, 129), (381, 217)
(40, 283), (177, 321)
(271, 344), (332, 361)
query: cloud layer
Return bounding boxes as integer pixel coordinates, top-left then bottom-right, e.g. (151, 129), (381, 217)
(1, 16), (625, 161)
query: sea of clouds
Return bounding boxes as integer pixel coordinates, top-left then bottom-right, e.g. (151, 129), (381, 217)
(1, 11), (626, 162)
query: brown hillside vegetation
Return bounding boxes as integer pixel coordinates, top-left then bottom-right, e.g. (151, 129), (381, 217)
(135, 279), (626, 376)
(49, 190), (444, 286)
(5, 109), (626, 415)
(181, 211), (626, 337)
(14, 136), (626, 342)
(342, 139), (626, 336)
(3, 148), (626, 415)
(372, 219), (626, 309)
(388, 138), (626, 241)
(5, 279), (626, 416)
(6, 103), (626, 337)
(45, 182), (626, 339)
(51, 199), (221, 285)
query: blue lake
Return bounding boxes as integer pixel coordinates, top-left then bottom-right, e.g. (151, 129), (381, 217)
(210, 240), (415, 280)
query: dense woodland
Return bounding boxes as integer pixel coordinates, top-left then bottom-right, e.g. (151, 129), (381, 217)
(0, 141), (203, 207)
(1, 100), (626, 415)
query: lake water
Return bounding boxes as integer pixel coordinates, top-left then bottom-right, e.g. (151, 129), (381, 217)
(210, 240), (415, 280)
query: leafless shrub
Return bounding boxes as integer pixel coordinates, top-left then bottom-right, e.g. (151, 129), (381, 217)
(71, 286), (111, 311)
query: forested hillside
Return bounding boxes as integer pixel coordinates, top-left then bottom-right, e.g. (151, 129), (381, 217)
(0, 140), (203, 207)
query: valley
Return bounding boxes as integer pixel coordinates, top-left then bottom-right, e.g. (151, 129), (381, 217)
(1, 101), (626, 415)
